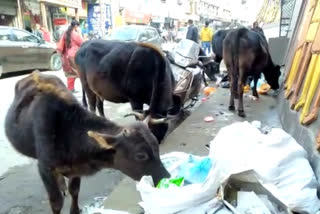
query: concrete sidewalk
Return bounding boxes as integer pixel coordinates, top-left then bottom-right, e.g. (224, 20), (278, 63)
(103, 87), (281, 213)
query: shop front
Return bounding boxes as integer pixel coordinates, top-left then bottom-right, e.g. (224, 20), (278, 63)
(22, 0), (41, 31)
(37, 0), (82, 34)
(0, 0), (18, 26)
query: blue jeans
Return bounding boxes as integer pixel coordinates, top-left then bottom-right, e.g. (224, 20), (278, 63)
(202, 41), (211, 55)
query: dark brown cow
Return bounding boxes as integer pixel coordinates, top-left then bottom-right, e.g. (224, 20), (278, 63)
(5, 71), (169, 214)
(75, 40), (181, 143)
(223, 28), (280, 117)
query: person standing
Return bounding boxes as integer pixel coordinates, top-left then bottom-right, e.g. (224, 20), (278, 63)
(252, 21), (265, 38)
(40, 26), (51, 42)
(115, 8), (125, 29)
(186, 19), (199, 43)
(200, 21), (213, 55)
(81, 22), (89, 40)
(34, 24), (44, 40)
(56, 20), (84, 92)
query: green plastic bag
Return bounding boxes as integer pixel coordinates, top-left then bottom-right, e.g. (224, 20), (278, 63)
(156, 177), (184, 189)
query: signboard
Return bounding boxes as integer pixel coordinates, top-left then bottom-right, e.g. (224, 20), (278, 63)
(38, 0), (81, 9)
(124, 10), (151, 24)
(87, 3), (112, 35)
(53, 13), (67, 26)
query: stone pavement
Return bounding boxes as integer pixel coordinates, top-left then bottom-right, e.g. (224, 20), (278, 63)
(103, 86), (281, 213)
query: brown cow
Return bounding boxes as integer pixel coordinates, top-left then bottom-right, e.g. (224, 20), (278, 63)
(5, 71), (169, 214)
(223, 28), (280, 117)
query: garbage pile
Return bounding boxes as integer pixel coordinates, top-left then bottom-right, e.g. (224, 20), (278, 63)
(137, 121), (320, 214)
(216, 74), (272, 95)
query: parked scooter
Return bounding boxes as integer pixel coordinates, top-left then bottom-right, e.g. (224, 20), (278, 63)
(164, 39), (218, 109)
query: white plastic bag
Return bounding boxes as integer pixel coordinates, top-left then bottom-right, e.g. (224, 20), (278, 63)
(137, 152), (224, 214)
(137, 122), (320, 214)
(210, 121), (320, 214)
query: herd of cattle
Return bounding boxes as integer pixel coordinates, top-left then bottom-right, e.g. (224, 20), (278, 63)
(4, 27), (281, 214)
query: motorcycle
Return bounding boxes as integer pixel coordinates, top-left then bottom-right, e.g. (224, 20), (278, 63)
(164, 39), (218, 109)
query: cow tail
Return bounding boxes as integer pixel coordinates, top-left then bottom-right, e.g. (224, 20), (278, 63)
(230, 28), (247, 96)
(230, 35), (239, 96)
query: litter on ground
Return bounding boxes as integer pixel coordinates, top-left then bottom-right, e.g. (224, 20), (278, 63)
(137, 121), (320, 214)
(204, 116), (215, 122)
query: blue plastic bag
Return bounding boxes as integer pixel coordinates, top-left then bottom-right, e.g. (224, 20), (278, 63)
(179, 155), (212, 184)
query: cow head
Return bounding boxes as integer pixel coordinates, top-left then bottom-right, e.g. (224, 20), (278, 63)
(88, 122), (170, 185)
(264, 64), (281, 90)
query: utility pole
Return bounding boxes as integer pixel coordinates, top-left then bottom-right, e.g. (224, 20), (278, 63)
(16, 0), (23, 28)
(99, 0), (105, 37)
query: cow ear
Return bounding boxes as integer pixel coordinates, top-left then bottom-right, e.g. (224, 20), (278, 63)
(87, 131), (116, 150)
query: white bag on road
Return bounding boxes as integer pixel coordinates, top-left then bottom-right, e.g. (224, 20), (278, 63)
(137, 121), (320, 214)
(137, 152), (224, 214)
(210, 121), (320, 214)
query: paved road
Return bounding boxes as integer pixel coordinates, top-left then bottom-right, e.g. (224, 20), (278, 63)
(0, 70), (137, 214)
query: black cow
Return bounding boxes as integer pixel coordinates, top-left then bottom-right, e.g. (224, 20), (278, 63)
(212, 29), (231, 65)
(75, 40), (181, 143)
(223, 28), (280, 117)
(5, 71), (169, 214)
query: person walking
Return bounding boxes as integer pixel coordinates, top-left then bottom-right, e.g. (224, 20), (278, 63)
(56, 20), (84, 92)
(200, 21), (213, 55)
(186, 19), (199, 43)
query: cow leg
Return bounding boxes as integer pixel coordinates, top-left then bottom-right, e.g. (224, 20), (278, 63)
(38, 163), (64, 214)
(68, 177), (81, 214)
(252, 74), (259, 98)
(79, 76), (97, 113)
(86, 89), (97, 113)
(96, 97), (105, 117)
(57, 174), (67, 196)
(238, 70), (246, 117)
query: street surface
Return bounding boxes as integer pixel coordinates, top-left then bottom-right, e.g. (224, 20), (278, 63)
(0, 70), (137, 214)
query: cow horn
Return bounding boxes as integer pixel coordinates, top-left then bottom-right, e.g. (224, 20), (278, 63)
(124, 112), (145, 121)
(149, 117), (168, 124)
(144, 116), (168, 124)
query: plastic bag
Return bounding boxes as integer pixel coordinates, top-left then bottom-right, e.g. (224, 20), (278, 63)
(137, 122), (320, 214)
(179, 155), (212, 184)
(210, 121), (320, 214)
(157, 177), (184, 189)
(137, 152), (222, 214)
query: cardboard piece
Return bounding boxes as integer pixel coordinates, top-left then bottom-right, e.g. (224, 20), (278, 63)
(218, 171), (293, 214)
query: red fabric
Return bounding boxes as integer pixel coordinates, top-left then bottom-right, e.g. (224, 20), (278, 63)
(66, 31), (84, 58)
(56, 31), (83, 74)
(67, 77), (76, 90)
(41, 29), (51, 42)
(56, 34), (65, 53)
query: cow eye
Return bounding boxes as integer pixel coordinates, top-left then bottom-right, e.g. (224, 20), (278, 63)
(135, 152), (149, 161)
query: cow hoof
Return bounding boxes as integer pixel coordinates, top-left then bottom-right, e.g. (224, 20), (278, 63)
(70, 207), (81, 214)
(253, 92), (259, 98)
(228, 106), (235, 111)
(238, 110), (246, 117)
